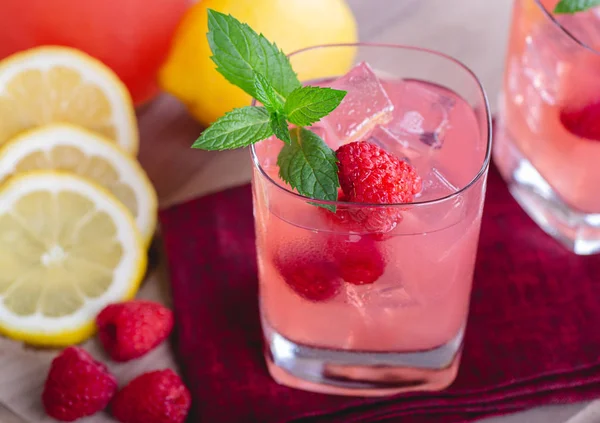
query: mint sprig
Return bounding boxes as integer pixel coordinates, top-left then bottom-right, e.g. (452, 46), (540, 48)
(207, 10), (300, 100)
(270, 111), (292, 144)
(284, 86), (347, 127)
(254, 72), (284, 112)
(278, 128), (339, 212)
(554, 0), (600, 13)
(192, 107), (272, 150)
(193, 10), (348, 205)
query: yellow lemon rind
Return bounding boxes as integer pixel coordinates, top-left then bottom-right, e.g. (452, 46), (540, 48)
(0, 45), (139, 156)
(0, 123), (157, 247)
(0, 170), (147, 347)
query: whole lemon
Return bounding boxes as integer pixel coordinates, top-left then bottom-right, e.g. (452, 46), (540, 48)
(159, 0), (358, 126)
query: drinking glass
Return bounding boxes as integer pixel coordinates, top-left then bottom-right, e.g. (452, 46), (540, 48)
(251, 43), (492, 396)
(494, 0), (600, 255)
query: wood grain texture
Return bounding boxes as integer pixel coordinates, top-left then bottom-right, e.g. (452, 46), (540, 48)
(2, 2), (589, 423)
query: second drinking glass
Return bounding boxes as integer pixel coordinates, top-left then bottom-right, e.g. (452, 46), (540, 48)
(495, 0), (600, 255)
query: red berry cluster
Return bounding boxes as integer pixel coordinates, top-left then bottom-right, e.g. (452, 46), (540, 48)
(278, 141), (421, 303)
(42, 300), (191, 423)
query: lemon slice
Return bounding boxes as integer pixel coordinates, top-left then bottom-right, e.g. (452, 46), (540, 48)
(0, 124), (157, 245)
(0, 171), (146, 346)
(0, 46), (138, 155)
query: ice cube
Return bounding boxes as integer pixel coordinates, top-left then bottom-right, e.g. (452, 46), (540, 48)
(412, 166), (466, 231)
(345, 284), (367, 310)
(382, 79), (456, 150)
(366, 125), (425, 166)
(320, 62), (394, 149)
(361, 281), (416, 309)
(418, 166), (459, 202)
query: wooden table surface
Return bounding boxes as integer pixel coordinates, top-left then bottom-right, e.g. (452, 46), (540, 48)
(0, 1), (595, 422)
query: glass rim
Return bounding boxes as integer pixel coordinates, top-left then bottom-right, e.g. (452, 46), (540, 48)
(250, 42), (492, 209)
(534, 0), (600, 55)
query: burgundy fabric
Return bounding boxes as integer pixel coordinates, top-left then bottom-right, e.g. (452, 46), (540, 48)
(159, 164), (600, 423)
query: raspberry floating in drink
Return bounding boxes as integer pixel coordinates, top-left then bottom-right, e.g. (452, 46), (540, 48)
(329, 236), (386, 285)
(274, 253), (342, 302)
(561, 101), (600, 142)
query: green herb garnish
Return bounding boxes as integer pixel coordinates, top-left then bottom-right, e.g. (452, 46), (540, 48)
(554, 0), (600, 14)
(192, 9), (346, 205)
(277, 128), (340, 212)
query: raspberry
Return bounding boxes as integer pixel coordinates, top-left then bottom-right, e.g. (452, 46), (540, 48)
(96, 300), (174, 362)
(320, 191), (394, 241)
(321, 190), (362, 229)
(42, 347), (117, 421)
(111, 369), (191, 423)
(337, 141), (422, 203)
(335, 141), (422, 232)
(329, 237), (385, 285)
(274, 254), (342, 302)
(561, 101), (600, 141)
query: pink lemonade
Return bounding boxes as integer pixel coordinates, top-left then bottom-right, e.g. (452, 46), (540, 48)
(251, 46), (490, 396)
(494, 0), (600, 254)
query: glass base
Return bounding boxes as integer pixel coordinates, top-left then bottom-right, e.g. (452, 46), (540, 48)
(493, 123), (600, 256)
(263, 322), (463, 396)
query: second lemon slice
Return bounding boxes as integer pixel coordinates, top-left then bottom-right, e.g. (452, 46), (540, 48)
(0, 171), (146, 346)
(0, 124), (157, 245)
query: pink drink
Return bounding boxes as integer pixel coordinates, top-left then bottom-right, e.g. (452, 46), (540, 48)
(252, 45), (491, 396)
(495, 0), (600, 254)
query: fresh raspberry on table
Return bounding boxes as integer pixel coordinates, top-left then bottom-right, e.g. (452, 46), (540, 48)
(561, 101), (600, 141)
(111, 369), (191, 423)
(274, 253), (342, 302)
(334, 141), (422, 232)
(329, 236), (386, 285)
(96, 300), (174, 362)
(42, 346), (117, 422)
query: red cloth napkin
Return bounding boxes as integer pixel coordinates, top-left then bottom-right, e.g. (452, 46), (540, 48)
(159, 164), (600, 423)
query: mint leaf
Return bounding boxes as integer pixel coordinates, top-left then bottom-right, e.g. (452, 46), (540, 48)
(207, 10), (301, 100)
(277, 128), (339, 209)
(254, 72), (284, 112)
(270, 111), (291, 144)
(194, 10), (344, 205)
(284, 86), (347, 127)
(192, 106), (273, 150)
(554, 0), (600, 13)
